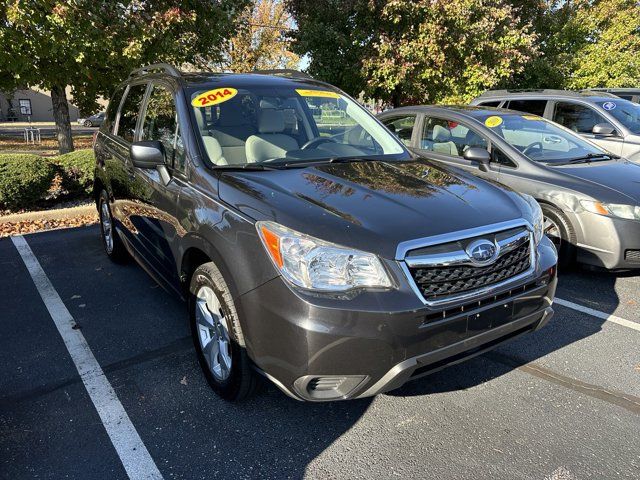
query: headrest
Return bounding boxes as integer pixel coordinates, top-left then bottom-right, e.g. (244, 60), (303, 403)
(432, 124), (451, 142)
(260, 98), (279, 109)
(194, 108), (206, 131)
(258, 109), (285, 134)
(217, 99), (249, 127)
(202, 136), (225, 165)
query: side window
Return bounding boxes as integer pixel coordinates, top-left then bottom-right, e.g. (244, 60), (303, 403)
(552, 102), (604, 134)
(381, 115), (416, 146)
(103, 86), (126, 133)
(492, 147), (517, 168)
(141, 84), (184, 169)
(505, 99), (547, 117)
(116, 84), (147, 143)
(478, 101), (501, 108)
(420, 117), (488, 157)
(618, 95), (634, 101)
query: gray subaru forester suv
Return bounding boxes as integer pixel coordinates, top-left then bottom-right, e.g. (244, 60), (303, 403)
(471, 90), (640, 162)
(94, 65), (557, 402)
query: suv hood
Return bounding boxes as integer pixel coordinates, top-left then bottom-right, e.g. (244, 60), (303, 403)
(219, 159), (527, 259)
(552, 159), (640, 204)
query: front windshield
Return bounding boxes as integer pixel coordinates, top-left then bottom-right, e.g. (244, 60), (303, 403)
(597, 100), (640, 134)
(479, 113), (608, 163)
(188, 84), (407, 167)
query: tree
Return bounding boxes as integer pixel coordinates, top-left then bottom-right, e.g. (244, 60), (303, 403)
(0, 1), (248, 153)
(287, 0), (384, 95)
(362, 0), (538, 105)
(210, 0), (299, 72)
(288, 0), (537, 105)
(565, 0), (640, 89)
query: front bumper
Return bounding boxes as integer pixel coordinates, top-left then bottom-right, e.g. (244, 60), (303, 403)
(574, 211), (640, 269)
(238, 237), (557, 401)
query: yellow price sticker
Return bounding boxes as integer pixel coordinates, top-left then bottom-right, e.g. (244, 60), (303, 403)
(191, 88), (238, 107)
(485, 116), (503, 128)
(295, 89), (341, 99)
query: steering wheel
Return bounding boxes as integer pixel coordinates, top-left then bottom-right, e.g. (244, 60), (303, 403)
(523, 141), (543, 156)
(301, 137), (337, 150)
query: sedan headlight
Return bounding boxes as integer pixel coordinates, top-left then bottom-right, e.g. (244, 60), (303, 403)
(580, 200), (640, 220)
(257, 221), (393, 292)
(520, 193), (544, 244)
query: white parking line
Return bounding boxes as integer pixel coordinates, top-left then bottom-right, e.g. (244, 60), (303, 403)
(555, 297), (640, 332)
(11, 235), (163, 480)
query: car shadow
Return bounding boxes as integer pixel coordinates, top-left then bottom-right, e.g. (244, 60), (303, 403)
(388, 267), (622, 398)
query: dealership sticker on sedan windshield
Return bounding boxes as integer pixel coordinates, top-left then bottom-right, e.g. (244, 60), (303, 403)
(296, 89), (341, 99)
(485, 116), (503, 128)
(192, 88), (238, 107)
(602, 101), (617, 111)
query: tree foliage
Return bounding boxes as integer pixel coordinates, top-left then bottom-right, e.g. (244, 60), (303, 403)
(363, 0), (538, 105)
(0, 0), (248, 152)
(211, 0), (299, 72)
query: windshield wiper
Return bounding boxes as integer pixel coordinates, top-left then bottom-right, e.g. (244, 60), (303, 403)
(213, 164), (282, 171)
(550, 153), (619, 166)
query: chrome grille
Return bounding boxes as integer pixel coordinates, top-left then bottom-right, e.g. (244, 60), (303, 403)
(402, 223), (534, 305)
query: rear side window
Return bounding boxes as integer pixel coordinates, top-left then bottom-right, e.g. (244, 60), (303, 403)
(505, 99), (547, 117)
(381, 115), (416, 146)
(553, 102), (605, 134)
(420, 116), (488, 157)
(141, 84), (185, 169)
(478, 101), (501, 107)
(103, 86), (126, 133)
(116, 84), (147, 143)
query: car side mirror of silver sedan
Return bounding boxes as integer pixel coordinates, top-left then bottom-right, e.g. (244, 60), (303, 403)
(464, 147), (491, 172)
(592, 123), (616, 136)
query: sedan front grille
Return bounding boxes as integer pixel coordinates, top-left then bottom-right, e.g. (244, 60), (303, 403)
(410, 243), (530, 299)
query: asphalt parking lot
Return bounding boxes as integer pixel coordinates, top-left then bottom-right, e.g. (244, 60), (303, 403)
(1, 226), (639, 480)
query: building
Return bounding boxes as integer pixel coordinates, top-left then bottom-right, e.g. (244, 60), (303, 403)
(0, 88), (80, 123)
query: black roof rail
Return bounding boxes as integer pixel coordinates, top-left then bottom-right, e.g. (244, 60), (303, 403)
(129, 63), (181, 78)
(251, 69), (313, 79)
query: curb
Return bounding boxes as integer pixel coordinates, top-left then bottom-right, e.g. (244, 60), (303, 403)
(0, 205), (96, 224)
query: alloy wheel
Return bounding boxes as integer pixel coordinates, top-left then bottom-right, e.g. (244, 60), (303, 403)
(543, 216), (562, 250)
(100, 200), (114, 254)
(195, 285), (232, 381)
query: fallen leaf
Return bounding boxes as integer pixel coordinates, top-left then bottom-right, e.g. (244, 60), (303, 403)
(78, 304), (86, 308)
(180, 376), (188, 386)
(71, 294), (81, 299)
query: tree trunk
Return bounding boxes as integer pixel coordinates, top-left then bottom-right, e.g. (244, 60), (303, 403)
(50, 84), (74, 154)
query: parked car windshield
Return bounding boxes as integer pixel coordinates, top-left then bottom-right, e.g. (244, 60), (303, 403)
(596, 100), (640, 134)
(188, 84), (407, 167)
(479, 113), (607, 163)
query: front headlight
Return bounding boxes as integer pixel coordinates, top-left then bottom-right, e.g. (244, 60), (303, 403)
(256, 221), (393, 292)
(580, 200), (640, 220)
(521, 193), (544, 244)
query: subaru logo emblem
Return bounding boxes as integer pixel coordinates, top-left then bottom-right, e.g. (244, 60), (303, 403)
(466, 239), (499, 265)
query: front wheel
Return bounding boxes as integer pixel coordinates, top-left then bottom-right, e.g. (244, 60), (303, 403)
(541, 204), (575, 269)
(98, 190), (128, 262)
(84, 120), (93, 127)
(189, 262), (260, 401)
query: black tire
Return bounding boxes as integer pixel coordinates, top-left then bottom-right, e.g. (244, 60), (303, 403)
(189, 262), (260, 401)
(84, 120), (92, 127)
(541, 203), (575, 269)
(98, 190), (128, 263)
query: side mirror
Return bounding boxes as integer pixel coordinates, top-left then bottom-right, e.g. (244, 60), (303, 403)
(464, 147), (491, 172)
(130, 140), (165, 169)
(592, 123), (616, 136)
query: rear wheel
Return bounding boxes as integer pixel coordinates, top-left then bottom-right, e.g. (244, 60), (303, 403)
(84, 120), (93, 127)
(98, 190), (128, 262)
(189, 262), (260, 401)
(541, 203), (575, 269)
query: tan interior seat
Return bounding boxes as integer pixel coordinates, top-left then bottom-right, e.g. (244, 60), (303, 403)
(432, 125), (459, 156)
(245, 110), (298, 163)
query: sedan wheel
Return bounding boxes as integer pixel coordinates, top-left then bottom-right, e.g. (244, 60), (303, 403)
(543, 216), (562, 251)
(195, 285), (232, 382)
(84, 120), (92, 127)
